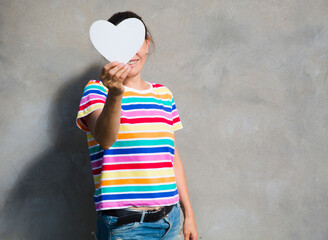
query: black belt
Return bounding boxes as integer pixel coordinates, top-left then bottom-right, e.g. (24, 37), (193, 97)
(102, 205), (174, 225)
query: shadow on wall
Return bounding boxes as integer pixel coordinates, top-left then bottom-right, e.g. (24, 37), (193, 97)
(0, 65), (102, 240)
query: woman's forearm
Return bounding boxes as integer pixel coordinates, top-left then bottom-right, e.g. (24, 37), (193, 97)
(173, 145), (194, 217)
(85, 62), (130, 149)
(95, 94), (123, 149)
(173, 144), (198, 239)
(86, 93), (123, 149)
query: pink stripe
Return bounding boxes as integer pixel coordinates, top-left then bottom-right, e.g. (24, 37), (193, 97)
(172, 110), (179, 118)
(80, 94), (106, 105)
(121, 110), (171, 119)
(95, 195), (179, 210)
(103, 154), (173, 163)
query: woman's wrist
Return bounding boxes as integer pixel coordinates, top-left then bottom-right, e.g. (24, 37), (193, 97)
(184, 209), (195, 218)
(108, 88), (124, 98)
(108, 92), (123, 100)
(180, 202), (195, 218)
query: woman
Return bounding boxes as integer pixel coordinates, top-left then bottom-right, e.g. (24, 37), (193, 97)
(77, 11), (198, 240)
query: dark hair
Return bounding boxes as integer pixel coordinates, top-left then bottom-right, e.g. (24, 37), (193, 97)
(108, 11), (154, 52)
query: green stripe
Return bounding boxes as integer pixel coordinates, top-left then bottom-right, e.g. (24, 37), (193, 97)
(122, 97), (171, 107)
(85, 84), (106, 93)
(111, 139), (174, 148)
(95, 184), (177, 195)
(89, 145), (103, 154)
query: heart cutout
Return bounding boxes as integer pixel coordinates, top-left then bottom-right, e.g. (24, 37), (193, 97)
(90, 18), (146, 63)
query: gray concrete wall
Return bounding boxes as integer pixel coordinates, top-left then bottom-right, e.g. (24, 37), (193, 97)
(1, 0), (328, 239)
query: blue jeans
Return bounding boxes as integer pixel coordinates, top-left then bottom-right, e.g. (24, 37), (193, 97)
(96, 203), (181, 240)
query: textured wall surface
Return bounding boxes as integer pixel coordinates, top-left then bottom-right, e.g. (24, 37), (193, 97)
(1, 0), (328, 239)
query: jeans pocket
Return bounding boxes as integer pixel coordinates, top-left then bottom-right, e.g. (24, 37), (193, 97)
(111, 221), (140, 234)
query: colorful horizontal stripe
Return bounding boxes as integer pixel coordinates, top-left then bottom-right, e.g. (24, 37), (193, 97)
(96, 195), (180, 209)
(94, 189), (179, 202)
(98, 168), (175, 180)
(97, 176), (176, 188)
(95, 183), (177, 195)
(120, 117), (173, 125)
(76, 80), (183, 210)
(111, 139), (174, 148)
(92, 162), (173, 175)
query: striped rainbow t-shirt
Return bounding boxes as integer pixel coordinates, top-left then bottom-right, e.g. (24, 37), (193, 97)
(76, 80), (183, 211)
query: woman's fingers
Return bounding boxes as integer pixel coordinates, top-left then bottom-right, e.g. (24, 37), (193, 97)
(100, 61), (123, 81)
(108, 62), (126, 81)
(119, 65), (131, 81)
(115, 64), (130, 82)
(100, 62), (117, 80)
(99, 62), (130, 96)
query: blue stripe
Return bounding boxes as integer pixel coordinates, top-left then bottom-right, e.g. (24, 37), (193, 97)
(104, 146), (174, 155)
(83, 89), (107, 98)
(94, 189), (178, 202)
(90, 151), (104, 161)
(122, 104), (171, 112)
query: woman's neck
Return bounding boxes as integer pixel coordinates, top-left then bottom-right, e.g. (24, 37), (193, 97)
(124, 74), (150, 91)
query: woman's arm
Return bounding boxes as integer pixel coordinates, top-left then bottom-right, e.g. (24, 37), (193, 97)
(85, 62), (130, 149)
(173, 143), (198, 240)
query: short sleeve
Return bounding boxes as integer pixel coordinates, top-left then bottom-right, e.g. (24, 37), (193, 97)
(76, 80), (108, 132)
(171, 96), (183, 132)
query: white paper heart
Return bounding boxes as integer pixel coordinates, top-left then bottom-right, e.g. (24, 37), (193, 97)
(90, 18), (146, 64)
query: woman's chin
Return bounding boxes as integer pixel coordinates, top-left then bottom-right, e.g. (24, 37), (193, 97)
(127, 73), (138, 79)
(127, 69), (141, 78)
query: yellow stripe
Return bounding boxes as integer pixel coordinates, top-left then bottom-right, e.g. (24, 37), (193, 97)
(123, 91), (172, 100)
(94, 175), (101, 183)
(77, 104), (104, 119)
(87, 133), (94, 141)
(152, 87), (171, 94)
(119, 123), (173, 132)
(173, 122), (183, 131)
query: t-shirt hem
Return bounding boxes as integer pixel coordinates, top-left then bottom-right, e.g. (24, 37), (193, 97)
(76, 105), (105, 132)
(95, 200), (180, 212)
